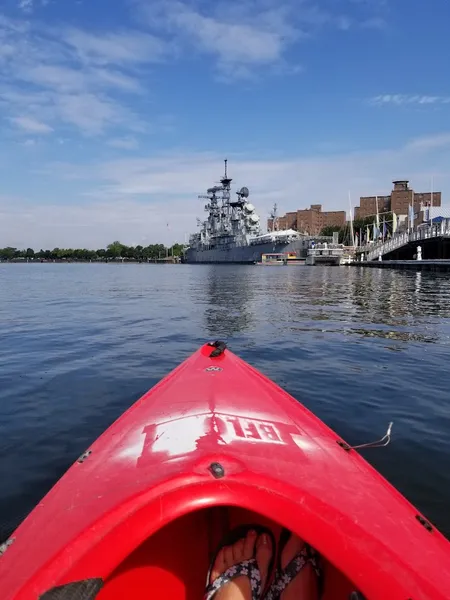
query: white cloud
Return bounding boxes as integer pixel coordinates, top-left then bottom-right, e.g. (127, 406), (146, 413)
(370, 94), (450, 106)
(10, 115), (53, 133)
(18, 0), (33, 12)
(0, 196), (194, 250)
(0, 17), (164, 136)
(171, 7), (287, 66)
(3, 132), (449, 250)
(64, 29), (168, 65)
(141, 0), (301, 77)
(137, 0), (387, 78)
(405, 133), (450, 152)
(55, 93), (123, 135)
(21, 64), (88, 93)
(92, 68), (142, 92)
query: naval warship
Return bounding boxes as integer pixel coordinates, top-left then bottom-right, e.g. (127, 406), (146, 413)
(184, 160), (306, 264)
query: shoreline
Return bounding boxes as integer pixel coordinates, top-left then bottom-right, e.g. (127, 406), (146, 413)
(0, 258), (182, 265)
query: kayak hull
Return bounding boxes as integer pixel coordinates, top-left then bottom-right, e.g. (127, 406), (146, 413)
(1, 343), (449, 599)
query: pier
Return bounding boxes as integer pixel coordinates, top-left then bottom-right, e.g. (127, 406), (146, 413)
(356, 223), (450, 262)
(351, 259), (450, 272)
(351, 220), (450, 271)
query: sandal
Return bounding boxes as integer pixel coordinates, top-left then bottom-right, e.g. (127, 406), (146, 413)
(204, 524), (276, 600)
(265, 528), (323, 600)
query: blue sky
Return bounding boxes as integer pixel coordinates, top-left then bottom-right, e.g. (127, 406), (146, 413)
(1, 0), (450, 249)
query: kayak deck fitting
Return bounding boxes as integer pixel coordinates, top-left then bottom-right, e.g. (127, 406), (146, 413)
(0, 342), (449, 600)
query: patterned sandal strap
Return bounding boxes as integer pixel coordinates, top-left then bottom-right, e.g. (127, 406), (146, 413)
(204, 558), (262, 600)
(265, 545), (322, 600)
(306, 545), (322, 579)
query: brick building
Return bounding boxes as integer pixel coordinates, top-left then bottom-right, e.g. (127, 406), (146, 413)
(268, 204), (346, 235)
(355, 180), (441, 220)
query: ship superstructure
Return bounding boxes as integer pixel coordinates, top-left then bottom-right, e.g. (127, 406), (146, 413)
(188, 160), (262, 251)
(185, 160), (306, 264)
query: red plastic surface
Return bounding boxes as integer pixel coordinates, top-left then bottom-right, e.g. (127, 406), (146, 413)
(1, 344), (449, 599)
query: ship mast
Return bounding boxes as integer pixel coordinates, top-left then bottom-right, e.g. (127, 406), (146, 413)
(269, 203), (279, 232)
(221, 159), (232, 186)
(220, 159), (232, 232)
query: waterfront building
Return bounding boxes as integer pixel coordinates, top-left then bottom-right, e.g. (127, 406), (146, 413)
(267, 205), (346, 235)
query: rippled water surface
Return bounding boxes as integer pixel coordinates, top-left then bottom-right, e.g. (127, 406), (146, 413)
(1, 263), (450, 539)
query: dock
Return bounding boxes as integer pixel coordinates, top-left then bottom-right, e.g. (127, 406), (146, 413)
(351, 259), (450, 272)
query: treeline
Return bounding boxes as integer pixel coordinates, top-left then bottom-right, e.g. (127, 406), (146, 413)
(0, 241), (185, 262)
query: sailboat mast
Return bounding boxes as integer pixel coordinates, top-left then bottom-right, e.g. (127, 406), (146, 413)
(430, 175), (434, 228)
(349, 191), (355, 247)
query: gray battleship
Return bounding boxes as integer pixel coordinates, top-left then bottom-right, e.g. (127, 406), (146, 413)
(184, 160), (307, 264)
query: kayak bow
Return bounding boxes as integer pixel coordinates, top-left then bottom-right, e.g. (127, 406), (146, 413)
(1, 342), (449, 600)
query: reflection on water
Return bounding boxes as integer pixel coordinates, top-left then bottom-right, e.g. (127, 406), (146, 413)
(201, 266), (450, 345)
(1, 263), (450, 540)
(203, 266), (257, 336)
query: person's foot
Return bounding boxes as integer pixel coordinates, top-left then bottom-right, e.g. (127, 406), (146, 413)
(208, 529), (273, 600)
(279, 535), (318, 600)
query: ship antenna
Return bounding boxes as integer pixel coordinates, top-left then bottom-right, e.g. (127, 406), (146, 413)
(221, 158), (232, 187)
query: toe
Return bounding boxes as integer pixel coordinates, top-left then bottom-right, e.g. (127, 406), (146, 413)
(224, 544), (234, 567)
(232, 538), (245, 562)
(210, 547), (227, 583)
(255, 533), (273, 589)
(243, 530), (257, 560)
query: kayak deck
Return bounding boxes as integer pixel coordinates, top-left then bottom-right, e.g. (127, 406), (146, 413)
(1, 343), (449, 600)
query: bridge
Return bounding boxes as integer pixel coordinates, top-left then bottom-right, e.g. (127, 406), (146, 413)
(356, 222), (450, 261)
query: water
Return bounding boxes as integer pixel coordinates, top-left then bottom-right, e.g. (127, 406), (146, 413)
(1, 263), (450, 540)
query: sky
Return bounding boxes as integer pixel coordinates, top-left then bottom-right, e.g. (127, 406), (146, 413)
(1, 0), (450, 249)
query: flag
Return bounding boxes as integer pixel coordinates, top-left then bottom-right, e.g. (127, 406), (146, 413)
(366, 225), (370, 242)
(409, 205), (415, 229)
(373, 222), (379, 240)
(392, 213), (397, 234)
(383, 219), (387, 240)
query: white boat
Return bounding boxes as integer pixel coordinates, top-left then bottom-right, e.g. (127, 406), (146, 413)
(305, 242), (344, 266)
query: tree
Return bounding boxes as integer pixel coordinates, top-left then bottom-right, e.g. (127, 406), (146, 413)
(1, 241), (182, 261)
(170, 243), (185, 257)
(106, 241), (125, 258)
(0, 247), (17, 260)
(319, 226), (340, 238)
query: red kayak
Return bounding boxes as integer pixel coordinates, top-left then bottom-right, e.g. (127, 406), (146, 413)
(1, 342), (449, 599)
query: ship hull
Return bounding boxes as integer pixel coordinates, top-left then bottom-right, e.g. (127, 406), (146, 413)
(185, 239), (305, 264)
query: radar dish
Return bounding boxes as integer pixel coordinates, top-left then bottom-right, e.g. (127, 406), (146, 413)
(239, 187), (249, 198)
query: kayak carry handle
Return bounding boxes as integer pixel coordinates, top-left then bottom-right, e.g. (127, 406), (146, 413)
(208, 341), (227, 358)
(338, 422), (393, 452)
